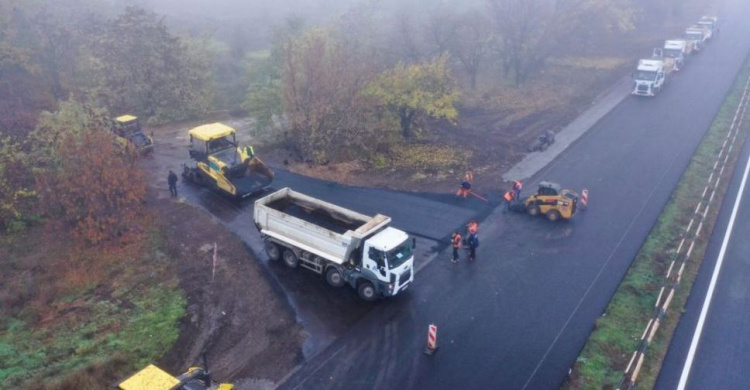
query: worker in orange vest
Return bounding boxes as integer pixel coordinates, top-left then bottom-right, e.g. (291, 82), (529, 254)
(512, 180), (523, 200)
(502, 190), (516, 213)
(451, 231), (462, 263)
(456, 171), (474, 198)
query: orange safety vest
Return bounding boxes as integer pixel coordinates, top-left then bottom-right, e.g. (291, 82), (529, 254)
(513, 180), (523, 191)
(504, 191), (515, 202)
(452, 233), (462, 248)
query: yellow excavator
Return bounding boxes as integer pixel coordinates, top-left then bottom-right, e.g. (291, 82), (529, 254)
(182, 123), (273, 198)
(113, 115), (154, 153)
(118, 361), (233, 390)
(522, 181), (579, 222)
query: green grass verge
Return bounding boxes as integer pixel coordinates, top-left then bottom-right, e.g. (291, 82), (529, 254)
(566, 54), (750, 389)
(0, 231), (185, 388)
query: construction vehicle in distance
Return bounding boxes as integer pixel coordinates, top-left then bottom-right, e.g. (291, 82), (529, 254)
(522, 181), (579, 222)
(527, 130), (556, 152)
(254, 188), (415, 301)
(663, 40), (692, 70)
(182, 123), (273, 199)
(697, 16), (719, 37)
(684, 25), (711, 51)
(113, 115), (154, 153)
(631, 54), (675, 96)
(118, 363), (233, 390)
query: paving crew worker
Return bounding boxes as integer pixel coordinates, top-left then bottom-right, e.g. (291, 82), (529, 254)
(502, 190), (516, 213)
(467, 232), (479, 261)
(467, 220), (478, 235)
(456, 171), (474, 198)
(451, 231), (462, 263)
(168, 170), (179, 197)
(512, 180), (523, 200)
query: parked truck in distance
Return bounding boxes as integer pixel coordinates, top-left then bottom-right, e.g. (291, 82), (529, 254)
(697, 16), (719, 37)
(663, 40), (692, 70)
(632, 56), (674, 96)
(254, 188), (415, 301)
(684, 25), (711, 51)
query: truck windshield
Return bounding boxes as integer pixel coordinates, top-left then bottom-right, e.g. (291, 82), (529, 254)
(633, 71), (657, 81)
(387, 239), (413, 269)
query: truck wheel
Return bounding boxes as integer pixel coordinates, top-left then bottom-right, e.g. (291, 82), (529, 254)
(547, 210), (562, 222)
(325, 267), (345, 288)
(283, 250), (299, 268)
(527, 205), (540, 216)
(265, 241), (280, 261)
(357, 281), (377, 301)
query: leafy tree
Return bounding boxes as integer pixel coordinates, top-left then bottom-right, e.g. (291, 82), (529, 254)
(280, 28), (380, 163)
(89, 6), (213, 122)
(365, 55), (459, 139)
(0, 135), (36, 232)
(34, 102), (146, 244)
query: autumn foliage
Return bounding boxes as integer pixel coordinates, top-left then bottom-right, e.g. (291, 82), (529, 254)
(38, 129), (146, 244)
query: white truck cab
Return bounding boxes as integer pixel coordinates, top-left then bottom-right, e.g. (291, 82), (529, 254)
(632, 59), (667, 96)
(685, 25), (710, 51)
(697, 16), (719, 37)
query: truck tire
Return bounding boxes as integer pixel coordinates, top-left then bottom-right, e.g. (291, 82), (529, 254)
(283, 249), (299, 268)
(357, 281), (377, 301)
(527, 204), (540, 216)
(265, 241), (280, 261)
(547, 209), (561, 222)
(325, 267), (345, 288)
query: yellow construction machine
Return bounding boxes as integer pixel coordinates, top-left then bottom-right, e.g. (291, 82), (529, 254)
(182, 123), (273, 198)
(522, 181), (579, 222)
(118, 363), (233, 390)
(113, 115), (154, 153)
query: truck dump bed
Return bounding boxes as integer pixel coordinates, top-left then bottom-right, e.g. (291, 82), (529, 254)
(254, 188), (391, 264)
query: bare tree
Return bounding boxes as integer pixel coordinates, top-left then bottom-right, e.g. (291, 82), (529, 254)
(424, 5), (458, 56)
(450, 11), (492, 90)
(487, 0), (634, 86)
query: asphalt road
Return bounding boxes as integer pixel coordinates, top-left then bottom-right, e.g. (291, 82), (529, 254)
(656, 85), (750, 389)
(276, 1), (750, 389)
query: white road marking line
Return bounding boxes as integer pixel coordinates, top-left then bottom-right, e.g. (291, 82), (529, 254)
(677, 151), (750, 390)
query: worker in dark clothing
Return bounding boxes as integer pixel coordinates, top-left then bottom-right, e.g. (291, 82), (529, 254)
(467, 232), (478, 261)
(512, 180), (523, 200)
(451, 231), (462, 263)
(168, 170), (178, 197)
(502, 190), (515, 213)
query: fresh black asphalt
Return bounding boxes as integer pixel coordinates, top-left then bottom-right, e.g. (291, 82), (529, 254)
(273, 1), (750, 389)
(656, 80), (750, 389)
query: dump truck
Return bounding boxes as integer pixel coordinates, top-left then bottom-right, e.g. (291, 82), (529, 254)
(631, 56), (674, 96)
(521, 181), (579, 222)
(697, 16), (719, 37)
(118, 363), (233, 390)
(113, 115), (154, 153)
(183, 123), (273, 199)
(254, 188), (415, 301)
(663, 39), (692, 70)
(684, 25), (711, 51)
